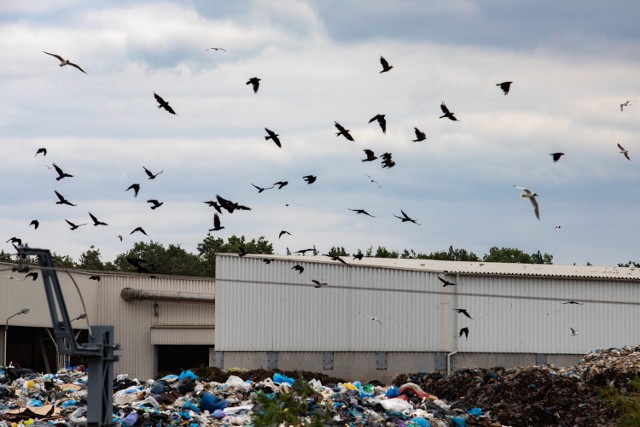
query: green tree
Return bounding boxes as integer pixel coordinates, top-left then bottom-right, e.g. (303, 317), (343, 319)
(424, 246), (480, 261)
(369, 246), (399, 258)
(483, 247), (553, 264)
(326, 246), (349, 257)
(77, 246), (105, 270)
(0, 250), (13, 262)
(114, 241), (204, 276)
(197, 235), (274, 276)
(52, 252), (75, 268)
(618, 261), (640, 268)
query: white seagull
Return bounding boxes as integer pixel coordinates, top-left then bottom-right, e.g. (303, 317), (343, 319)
(617, 143), (630, 161)
(368, 315), (382, 325)
(43, 51), (87, 73)
(513, 185), (540, 220)
(570, 327), (579, 336)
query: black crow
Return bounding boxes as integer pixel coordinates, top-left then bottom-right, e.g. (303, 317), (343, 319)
(496, 81), (512, 95)
(247, 77), (261, 93)
(265, 128), (281, 148)
(35, 147), (47, 157)
(130, 227), (147, 235)
(279, 230), (292, 239)
(454, 309), (472, 319)
(143, 166), (163, 179)
(89, 212), (108, 226)
(379, 56), (393, 73)
(54, 190), (76, 206)
(29, 220), (39, 229)
(550, 153), (565, 162)
(393, 210), (419, 225)
(154, 92), (176, 115)
(209, 213), (224, 231)
(362, 149), (377, 162)
(334, 121), (354, 141)
(368, 114), (386, 133)
(292, 264), (304, 274)
(459, 327), (469, 339)
(127, 183), (140, 197)
(303, 175), (317, 184)
(349, 208), (375, 217)
(65, 219), (86, 230)
(53, 163), (73, 180)
(412, 128), (427, 142)
(439, 102), (458, 121)
(147, 199), (164, 210)
(273, 181), (289, 189)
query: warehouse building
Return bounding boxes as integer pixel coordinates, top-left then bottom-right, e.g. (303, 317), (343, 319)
(1, 254), (639, 382)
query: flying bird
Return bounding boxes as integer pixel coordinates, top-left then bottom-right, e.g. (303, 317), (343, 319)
(513, 185), (540, 220)
(438, 276), (457, 287)
(279, 230), (292, 239)
(43, 51), (86, 73)
(294, 248), (315, 255)
(216, 195), (251, 213)
(312, 279), (327, 288)
(153, 92), (176, 115)
(617, 143), (630, 160)
(273, 181), (289, 189)
(35, 148), (47, 157)
(562, 301), (584, 305)
(570, 327), (579, 336)
(264, 128), (281, 148)
(53, 163), (73, 180)
(349, 208), (375, 217)
(238, 246), (247, 257)
(364, 174), (382, 188)
(362, 149), (378, 162)
(25, 272), (38, 281)
(334, 121), (354, 141)
(246, 77), (261, 93)
(454, 309), (472, 319)
(29, 220), (39, 229)
(369, 315), (383, 325)
(303, 175), (317, 184)
(126, 183), (141, 197)
(206, 47), (227, 52)
(412, 128), (427, 142)
(439, 102), (458, 121)
(459, 327), (469, 339)
(368, 114), (386, 133)
(6, 237), (22, 246)
(117, 235), (123, 241)
(379, 56), (393, 73)
(325, 255), (349, 266)
(147, 199), (163, 210)
(209, 213), (224, 232)
(143, 166), (163, 180)
(54, 190), (76, 206)
(130, 227), (147, 236)
(65, 219), (86, 230)
(620, 100), (634, 112)
(393, 210), (420, 225)
(203, 201), (223, 214)
(89, 275), (101, 281)
(353, 253), (364, 260)
(263, 259), (271, 264)
(89, 212), (108, 226)
(291, 264), (304, 274)
(550, 152), (565, 162)
(496, 81), (513, 95)
(252, 183), (273, 193)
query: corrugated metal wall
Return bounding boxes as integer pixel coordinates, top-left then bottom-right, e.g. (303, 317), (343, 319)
(215, 255), (640, 355)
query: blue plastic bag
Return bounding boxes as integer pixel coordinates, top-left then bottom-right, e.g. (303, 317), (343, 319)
(273, 373), (295, 385)
(468, 407), (482, 416)
(200, 391), (229, 412)
(386, 386), (400, 398)
(409, 418), (430, 427)
(178, 370), (198, 381)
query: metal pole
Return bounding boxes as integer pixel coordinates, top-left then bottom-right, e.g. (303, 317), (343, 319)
(3, 307), (30, 367)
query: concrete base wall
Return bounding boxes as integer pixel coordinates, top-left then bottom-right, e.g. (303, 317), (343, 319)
(210, 351), (584, 383)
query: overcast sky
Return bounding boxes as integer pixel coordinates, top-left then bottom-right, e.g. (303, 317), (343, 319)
(1, 0), (639, 267)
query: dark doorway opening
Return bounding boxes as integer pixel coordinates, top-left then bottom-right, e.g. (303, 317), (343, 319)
(156, 345), (211, 374)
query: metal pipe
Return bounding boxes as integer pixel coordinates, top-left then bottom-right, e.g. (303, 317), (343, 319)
(120, 287), (215, 304)
(447, 351), (458, 375)
(3, 307), (30, 367)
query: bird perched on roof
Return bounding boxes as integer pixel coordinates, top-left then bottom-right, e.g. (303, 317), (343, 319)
(279, 230), (292, 239)
(89, 212), (108, 226)
(379, 56), (393, 73)
(617, 143), (630, 160)
(126, 183), (141, 197)
(130, 227), (147, 236)
(292, 264), (304, 274)
(53, 163), (73, 180)
(147, 199), (163, 210)
(550, 152), (565, 162)
(393, 210), (420, 225)
(154, 92), (176, 115)
(143, 167), (163, 179)
(273, 181), (289, 189)
(334, 121), (354, 141)
(54, 190), (76, 206)
(247, 77), (261, 93)
(513, 185), (540, 220)
(29, 220), (39, 229)
(369, 114), (386, 133)
(496, 81), (512, 95)
(264, 128), (281, 148)
(454, 309), (472, 319)
(412, 128), (427, 142)
(349, 208), (375, 217)
(35, 147), (47, 157)
(43, 51), (87, 73)
(209, 214), (224, 231)
(65, 219), (86, 230)
(439, 102), (458, 121)
(303, 175), (317, 184)
(459, 327), (469, 339)
(362, 149), (378, 162)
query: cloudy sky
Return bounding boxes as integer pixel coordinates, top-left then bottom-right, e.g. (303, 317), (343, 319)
(1, 0), (639, 267)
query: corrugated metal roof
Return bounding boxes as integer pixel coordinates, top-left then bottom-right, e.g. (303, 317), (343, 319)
(218, 254), (640, 281)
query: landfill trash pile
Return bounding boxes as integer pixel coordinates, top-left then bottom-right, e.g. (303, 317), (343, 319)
(394, 346), (640, 426)
(1, 346), (637, 426)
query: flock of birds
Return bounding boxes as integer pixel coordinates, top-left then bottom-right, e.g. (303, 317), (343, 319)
(4, 49), (634, 340)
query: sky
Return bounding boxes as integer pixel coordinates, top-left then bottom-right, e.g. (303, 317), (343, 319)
(1, 0), (639, 267)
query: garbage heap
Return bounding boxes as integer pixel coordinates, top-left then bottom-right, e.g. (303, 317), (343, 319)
(394, 346), (640, 426)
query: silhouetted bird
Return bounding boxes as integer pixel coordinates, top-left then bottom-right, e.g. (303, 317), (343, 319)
(273, 181), (289, 189)
(550, 152), (565, 162)
(25, 272), (38, 281)
(353, 253), (364, 260)
(459, 327), (469, 339)
(6, 237), (21, 246)
(247, 77), (261, 93)
(325, 255), (349, 266)
(264, 128), (281, 148)
(206, 47), (227, 52)
(496, 81), (512, 95)
(438, 276), (457, 287)
(130, 227), (147, 235)
(393, 210), (419, 225)
(513, 185), (540, 220)
(238, 246), (247, 257)
(89, 212), (108, 226)
(30, 220), (39, 229)
(412, 128), (427, 142)
(368, 114), (386, 133)
(43, 51), (86, 73)
(364, 174), (382, 188)
(439, 102), (458, 121)
(379, 56), (393, 73)
(279, 230), (292, 239)
(89, 275), (101, 281)
(618, 143), (630, 160)
(454, 309), (472, 319)
(53, 163), (73, 180)
(252, 183), (273, 193)
(562, 301), (584, 305)
(570, 327), (579, 336)
(154, 92), (176, 115)
(303, 175), (317, 184)
(381, 158), (396, 168)
(54, 190), (76, 206)
(263, 259), (271, 264)
(334, 121), (354, 141)
(147, 199), (163, 209)
(216, 195), (251, 214)
(203, 201), (223, 214)
(143, 166), (163, 179)
(292, 264), (304, 274)
(312, 279), (327, 288)
(65, 219), (86, 230)
(349, 208), (375, 217)
(362, 149), (377, 162)
(209, 213), (224, 231)
(35, 148), (47, 157)
(126, 183), (141, 197)
(620, 100), (634, 112)
(294, 248), (315, 255)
